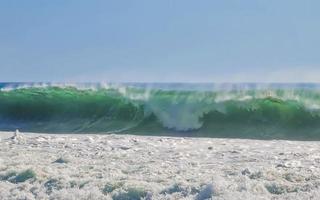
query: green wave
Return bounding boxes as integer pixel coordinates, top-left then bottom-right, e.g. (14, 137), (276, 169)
(1, 86), (320, 140)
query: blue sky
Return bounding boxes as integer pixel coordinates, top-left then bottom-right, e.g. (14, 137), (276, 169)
(1, 0), (320, 82)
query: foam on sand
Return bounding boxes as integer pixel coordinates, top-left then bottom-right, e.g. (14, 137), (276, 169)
(1, 131), (320, 199)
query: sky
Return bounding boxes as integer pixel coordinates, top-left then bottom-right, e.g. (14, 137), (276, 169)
(1, 0), (320, 82)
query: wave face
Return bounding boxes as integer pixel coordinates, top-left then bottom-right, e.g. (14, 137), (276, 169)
(2, 83), (320, 140)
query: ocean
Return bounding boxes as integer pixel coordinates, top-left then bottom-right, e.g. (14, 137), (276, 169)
(1, 82), (320, 140)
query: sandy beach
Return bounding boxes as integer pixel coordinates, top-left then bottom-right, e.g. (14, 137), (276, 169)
(1, 131), (320, 200)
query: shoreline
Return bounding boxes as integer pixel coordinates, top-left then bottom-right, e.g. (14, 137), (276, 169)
(1, 131), (320, 199)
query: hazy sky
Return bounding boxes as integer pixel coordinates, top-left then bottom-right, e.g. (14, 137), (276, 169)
(1, 1), (320, 82)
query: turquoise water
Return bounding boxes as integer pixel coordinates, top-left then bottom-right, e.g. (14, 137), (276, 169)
(1, 83), (320, 140)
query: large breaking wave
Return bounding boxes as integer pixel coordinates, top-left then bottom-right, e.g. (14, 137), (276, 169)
(1, 82), (320, 140)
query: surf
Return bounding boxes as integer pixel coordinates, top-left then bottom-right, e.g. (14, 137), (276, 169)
(1, 83), (320, 140)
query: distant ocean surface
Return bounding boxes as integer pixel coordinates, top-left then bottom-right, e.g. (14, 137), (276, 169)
(1, 82), (320, 140)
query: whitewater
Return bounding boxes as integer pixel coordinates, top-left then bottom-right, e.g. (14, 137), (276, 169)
(1, 131), (320, 200)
